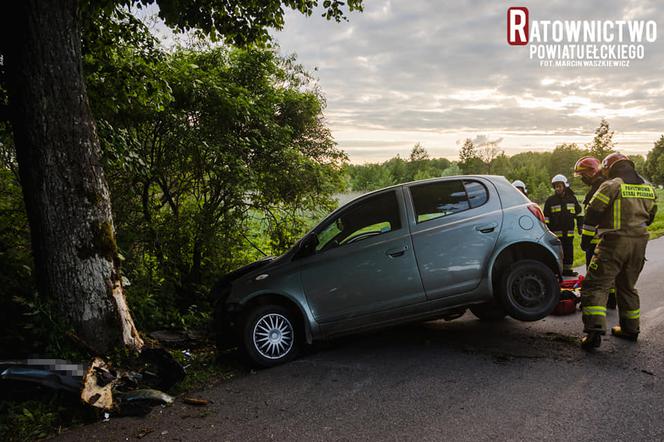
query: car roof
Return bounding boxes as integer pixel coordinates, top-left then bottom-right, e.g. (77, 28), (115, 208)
(347, 175), (509, 203)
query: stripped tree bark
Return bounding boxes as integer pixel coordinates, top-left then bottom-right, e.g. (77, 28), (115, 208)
(1, 0), (143, 353)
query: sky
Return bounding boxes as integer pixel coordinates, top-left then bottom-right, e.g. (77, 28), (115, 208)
(138, 1), (664, 164)
(269, 0), (664, 163)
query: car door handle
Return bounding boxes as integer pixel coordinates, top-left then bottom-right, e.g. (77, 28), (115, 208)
(386, 246), (408, 258)
(475, 223), (497, 233)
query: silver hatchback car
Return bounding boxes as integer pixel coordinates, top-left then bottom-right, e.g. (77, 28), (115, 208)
(213, 176), (563, 367)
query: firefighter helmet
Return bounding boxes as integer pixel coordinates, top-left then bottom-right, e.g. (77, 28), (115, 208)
(574, 156), (601, 178)
(551, 174), (569, 187)
(512, 180), (527, 192)
(601, 152), (634, 174)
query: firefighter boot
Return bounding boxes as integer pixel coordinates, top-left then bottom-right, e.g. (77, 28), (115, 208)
(611, 326), (638, 342)
(581, 332), (602, 351)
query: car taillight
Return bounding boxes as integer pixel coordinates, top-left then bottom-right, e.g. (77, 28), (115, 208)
(528, 203), (546, 224)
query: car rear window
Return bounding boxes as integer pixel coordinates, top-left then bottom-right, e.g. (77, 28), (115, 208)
(410, 180), (470, 223)
(464, 180), (489, 208)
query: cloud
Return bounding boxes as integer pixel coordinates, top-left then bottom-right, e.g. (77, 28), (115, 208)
(273, 0), (664, 161)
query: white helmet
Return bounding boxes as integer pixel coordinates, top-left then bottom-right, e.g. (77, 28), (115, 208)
(511, 180), (527, 192)
(551, 174), (569, 187)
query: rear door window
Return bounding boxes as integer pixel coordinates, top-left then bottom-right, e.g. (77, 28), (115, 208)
(410, 180), (470, 223)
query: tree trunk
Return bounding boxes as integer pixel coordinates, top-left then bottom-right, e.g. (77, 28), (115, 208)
(1, 0), (143, 353)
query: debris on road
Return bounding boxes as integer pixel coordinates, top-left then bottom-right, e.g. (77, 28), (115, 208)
(0, 347), (185, 418)
(0, 359), (85, 394)
(81, 357), (116, 410)
(136, 428), (154, 439)
(183, 397), (209, 406)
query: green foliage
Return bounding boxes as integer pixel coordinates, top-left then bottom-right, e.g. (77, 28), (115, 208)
(127, 0), (363, 46)
(87, 32), (346, 328)
(645, 135), (664, 185)
(346, 144), (453, 191)
(0, 393), (97, 442)
(546, 143), (584, 179)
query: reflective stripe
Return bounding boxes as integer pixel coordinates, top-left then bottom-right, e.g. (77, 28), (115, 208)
(553, 231), (563, 237)
(551, 205), (562, 213)
(591, 237), (600, 244)
(613, 198), (621, 230)
(583, 306), (607, 316)
(566, 203), (576, 213)
(544, 217), (550, 223)
(622, 309), (640, 320)
(592, 192), (610, 205)
(582, 225), (596, 236)
(621, 184), (655, 199)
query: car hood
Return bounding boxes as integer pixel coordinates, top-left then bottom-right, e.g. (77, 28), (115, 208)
(225, 255), (276, 284)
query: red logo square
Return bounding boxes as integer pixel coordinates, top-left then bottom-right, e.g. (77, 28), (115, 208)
(507, 7), (529, 45)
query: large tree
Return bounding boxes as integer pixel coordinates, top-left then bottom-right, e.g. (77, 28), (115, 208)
(587, 118), (615, 160)
(0, 0), (361, 353)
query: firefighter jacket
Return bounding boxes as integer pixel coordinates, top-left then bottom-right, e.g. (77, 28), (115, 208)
(580, 177), (606, 248)
(584, 177), (657, 237)
(544, 190), (582, 238)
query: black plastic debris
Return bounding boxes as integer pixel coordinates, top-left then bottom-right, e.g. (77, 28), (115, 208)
(0, 359), (85, 394)
(0, 348), (186, 417)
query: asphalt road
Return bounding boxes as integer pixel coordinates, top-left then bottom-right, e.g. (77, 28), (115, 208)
(59, 236), (664, 441)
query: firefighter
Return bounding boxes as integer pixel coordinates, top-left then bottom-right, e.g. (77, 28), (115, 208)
(574, 156), (617, 309)
(580, 152), (658, 350)
(512, 180), (528, 196)
(543, 174), (583, 276)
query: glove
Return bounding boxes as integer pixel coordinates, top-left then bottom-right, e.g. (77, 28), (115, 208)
(580, 235), (592, 252)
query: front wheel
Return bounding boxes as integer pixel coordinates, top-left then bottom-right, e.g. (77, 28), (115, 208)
(242, 305), (300, 368)
(496, 259), (560, 321)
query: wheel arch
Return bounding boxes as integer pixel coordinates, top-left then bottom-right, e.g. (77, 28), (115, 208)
(239, 291), (313, 344)
(488, 241), (561, 299)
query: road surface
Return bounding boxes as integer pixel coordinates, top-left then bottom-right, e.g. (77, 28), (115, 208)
(59, 236), (664, 441)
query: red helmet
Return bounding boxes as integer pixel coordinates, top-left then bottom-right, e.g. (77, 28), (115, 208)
(573, 156), (601, 178)
(601, 152), (634, 175)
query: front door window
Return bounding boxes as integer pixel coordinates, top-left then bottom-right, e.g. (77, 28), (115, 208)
(316, 191), (401, 252)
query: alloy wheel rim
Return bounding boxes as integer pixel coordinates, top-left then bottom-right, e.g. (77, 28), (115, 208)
(253, 313), (294, 360)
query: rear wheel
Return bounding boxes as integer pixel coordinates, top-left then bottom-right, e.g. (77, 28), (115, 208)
(242, 304), (300, 368)
(496, 259), (559, 321)
(469, 301), (506, 321)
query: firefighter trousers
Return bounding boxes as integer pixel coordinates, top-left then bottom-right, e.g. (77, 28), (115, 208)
(581, 234), (648, 334)
(561, 236), (574, 272)
(586, 243), (616, 303)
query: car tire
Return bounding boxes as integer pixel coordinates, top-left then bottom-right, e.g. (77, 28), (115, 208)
(496, 259), (560, 321)
(242, 304), (300, 368)
(469, 301), (506, 321)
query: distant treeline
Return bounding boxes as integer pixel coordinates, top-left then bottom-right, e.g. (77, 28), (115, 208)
(345, 120), (663, 204)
